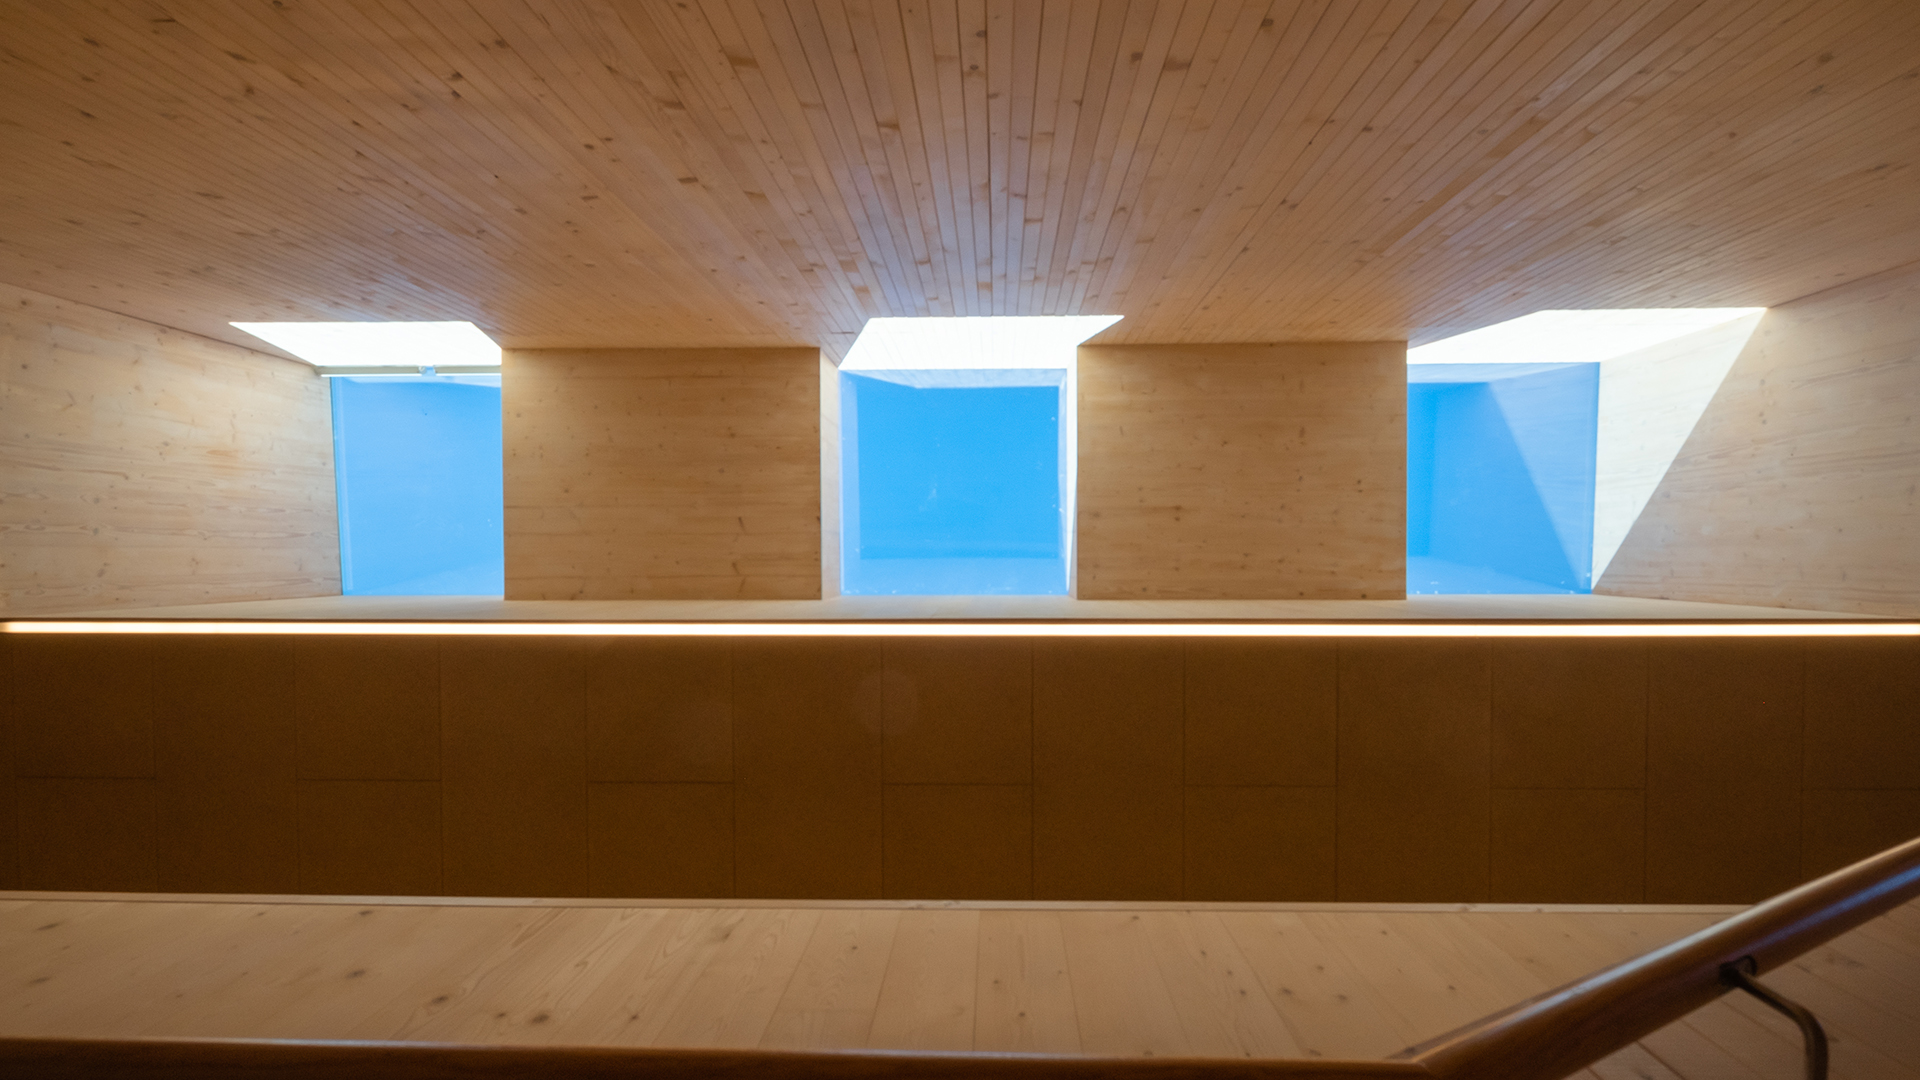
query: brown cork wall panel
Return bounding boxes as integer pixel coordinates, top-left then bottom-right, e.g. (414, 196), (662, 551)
(6, 633), (1917, 904)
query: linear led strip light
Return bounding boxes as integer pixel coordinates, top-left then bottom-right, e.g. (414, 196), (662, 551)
(1, 621), (1913, 638)
(231, 321), (501, 376)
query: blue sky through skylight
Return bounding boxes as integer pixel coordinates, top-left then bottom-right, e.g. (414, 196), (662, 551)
(837, 315), (1115, 596)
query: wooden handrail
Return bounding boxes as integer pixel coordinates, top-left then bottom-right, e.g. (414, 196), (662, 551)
(1403, 832), (1920, 1079)
(5, 835), (1919, 1079)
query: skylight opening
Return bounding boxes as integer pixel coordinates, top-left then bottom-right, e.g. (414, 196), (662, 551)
(841, 315), (1121, 374)
(1407, 308), (1764, 366)
(1407, 307), (1767, 596)
(231, 320), (501, 374)
(838, 315), (1120, 597)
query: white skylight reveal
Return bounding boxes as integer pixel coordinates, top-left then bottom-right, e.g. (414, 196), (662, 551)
(834, 315), (1121, 598)
(1407, 308), (1764, 366)
(840, 315), (1122, 373)
(231, 321), (501, 373)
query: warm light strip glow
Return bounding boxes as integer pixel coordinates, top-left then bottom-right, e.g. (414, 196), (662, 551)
(2, 621), (1913, 638)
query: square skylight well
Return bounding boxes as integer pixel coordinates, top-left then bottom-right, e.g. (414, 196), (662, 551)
(1405, 307), (1765, 595)
(232, 321), (506, 596)
(838, 316), (1120, 596)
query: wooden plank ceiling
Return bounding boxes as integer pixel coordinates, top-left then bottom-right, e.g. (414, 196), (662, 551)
(1, 0), (1917, 362)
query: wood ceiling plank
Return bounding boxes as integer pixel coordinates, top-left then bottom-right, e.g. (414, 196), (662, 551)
(983, 0), (1015, 313)
(744, 0), (919, 320)
(1221, 0), (1789, 332)
(745, 0), (929, 324)
(1105, 0), (1385, 336)
(512, 1), (848, 330)
(956, 0), (995, 314)
(662, 1), (887, 321)
(1171, 0), (1420, 334)
(1, 0), (1916, 351)
(1011, 0), (1087, 316)
(1179, 0), (1639, 338)
(1462, 5), (1913, 284)
(1063, 0), (1218, 317)
(1329, 0), (1818, 309)
(1082, 0), (1287, 317)
(1122, 0), (1459, 333)
(0, 2), (563, 325)
(994, 0), (1039, 316)
(1385, 0), (1914, 327)
(392, 0), (822, 332)
(1090, 0), (1339, 329)
(890, 1), (971, 315)
(828, 0), (949, 314)
(1036, 0), (1155, 316)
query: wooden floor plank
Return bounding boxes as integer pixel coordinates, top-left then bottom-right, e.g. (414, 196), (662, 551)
(1059, 910), (1192, 1057)
(534, 907), (719, 1046)
(272, 906), (569, 1041)
(1637, 1021), (1770, 1080)
(1216, 910), (1407, 1060)
(155, 904), (454, 1039)
(1710, 991), (1914, 1080)
(973, 909), (1081, 1054)
(649, 908), (822, 1049)
(391, 908), (673, 1046)
(0, 901), (202, 1017)
(865, 909), (979, 1051)
(354, 906), (573, 1042)
(1587, 1040), (1687, 1080)
(1756, 962), (1920, 1070)
(1303, 911), (1512, 1050)
(759, 908), (900, 1050)
(1793, 935), (1920, 1006)
(1677, 999), (1813, 1080)
(1140, 910), (1303, 1059)
(23, 903), (366, 1037)
(0, 893), (1913, 1080)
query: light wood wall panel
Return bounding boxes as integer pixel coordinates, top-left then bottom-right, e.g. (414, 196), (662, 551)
(1597, 261), (1920, 615)
(0, 283), (338, 614)
(6, 634), (1917, 904)
(503, 348), (822, 600)
(1076, 343), (1405, 600)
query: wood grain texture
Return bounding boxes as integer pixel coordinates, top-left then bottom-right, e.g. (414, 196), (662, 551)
(2, 3), (1919, 362)
(0, 283), (337, 614)
(1597, 260), (1920, 616)
(6, 891), (1914, 1080)
(1076, 343), (1405, 600)
(503, 348), (821, 600)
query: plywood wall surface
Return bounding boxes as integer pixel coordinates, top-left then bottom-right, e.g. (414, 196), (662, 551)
(1598, 262), (1920, 616)
(0, 283), (337, 614)
(1076, 343), (1405, 600)
(504, 348), (822, 600)
(11, 633), (1914, 903)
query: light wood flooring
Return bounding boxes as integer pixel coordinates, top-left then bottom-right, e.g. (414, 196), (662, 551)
(3, 894), (1918, 1077)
